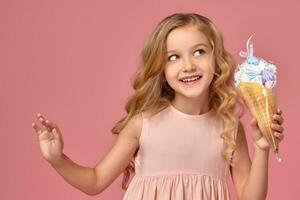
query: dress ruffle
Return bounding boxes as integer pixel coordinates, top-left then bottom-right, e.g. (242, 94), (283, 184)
(123, 173), (231, 200)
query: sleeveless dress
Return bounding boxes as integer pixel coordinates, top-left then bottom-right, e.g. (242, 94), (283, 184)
(122, 103), (236, 200)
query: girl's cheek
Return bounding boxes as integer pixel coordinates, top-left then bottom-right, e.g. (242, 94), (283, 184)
(166, 64), (180, 74)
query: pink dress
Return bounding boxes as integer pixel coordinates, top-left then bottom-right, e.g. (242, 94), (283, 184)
(123, 103), (235, 200)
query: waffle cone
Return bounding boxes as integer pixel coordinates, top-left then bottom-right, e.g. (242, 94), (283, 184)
(237, 82), (281, 162)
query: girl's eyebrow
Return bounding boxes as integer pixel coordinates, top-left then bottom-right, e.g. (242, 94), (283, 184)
(167, 43), (209, 54)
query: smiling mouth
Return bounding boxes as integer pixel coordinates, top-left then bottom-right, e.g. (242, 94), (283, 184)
(179, 75), (202, 84)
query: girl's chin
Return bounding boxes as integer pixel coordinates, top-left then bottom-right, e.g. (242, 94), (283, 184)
(176, 90), (205, 99)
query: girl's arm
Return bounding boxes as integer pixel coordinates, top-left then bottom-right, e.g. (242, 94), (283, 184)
(92, 114), (141, 194)
(37, 113), (141, 196)
(229, 121), (252, 200)
(49, 153), (99, 195)
(231, 110), (284, 200)
(230, 121), (269, 200)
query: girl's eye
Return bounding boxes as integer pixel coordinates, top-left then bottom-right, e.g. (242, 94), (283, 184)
(168, 54), (178, 62)
(167, 49), (206, 62)
(194, 49), (206, 56)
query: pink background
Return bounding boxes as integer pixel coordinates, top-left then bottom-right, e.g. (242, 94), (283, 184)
(1, 0), (299, 199)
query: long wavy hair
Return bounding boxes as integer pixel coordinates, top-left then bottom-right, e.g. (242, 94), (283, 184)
(111, 12), (245, 190)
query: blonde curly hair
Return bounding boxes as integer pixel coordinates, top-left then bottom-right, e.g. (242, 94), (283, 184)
(111, 12), (245, 190)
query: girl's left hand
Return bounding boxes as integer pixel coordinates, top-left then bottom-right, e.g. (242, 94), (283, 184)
(251, 108), (284, 151)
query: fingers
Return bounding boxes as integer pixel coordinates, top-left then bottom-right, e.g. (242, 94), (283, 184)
(37, 113), (56, 132)
(32, 112), (59, 135)
(273, 109), (284, 142)
(32, 122), (42, 134)
(45, 119), (58, 131)
(273, 108), (284, 125)
(271, 108), (284, 138)
(271, 123), (284, 133)
(274, 132), (284, 141)
(272, 109), (285, 143)
(32, 122), (50, 136)
(272, 114), (284, 125)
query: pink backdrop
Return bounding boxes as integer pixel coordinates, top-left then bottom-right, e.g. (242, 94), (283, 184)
(1, 0), (299, 199)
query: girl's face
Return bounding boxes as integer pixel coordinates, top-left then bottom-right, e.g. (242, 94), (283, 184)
(164, 25), (215, 101)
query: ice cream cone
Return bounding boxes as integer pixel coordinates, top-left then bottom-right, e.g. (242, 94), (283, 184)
(237, 81), (282, 162)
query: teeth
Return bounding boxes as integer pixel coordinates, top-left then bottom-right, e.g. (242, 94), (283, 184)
(181, 76), (201, 82)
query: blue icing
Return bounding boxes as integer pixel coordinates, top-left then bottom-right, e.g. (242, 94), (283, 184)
(247, 56), (260, 65)
(247, 71), (260, 79)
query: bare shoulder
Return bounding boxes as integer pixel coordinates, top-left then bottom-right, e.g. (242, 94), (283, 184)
(123, 113), (143, 142)
(131, 108), (162, 140)
(129, 110), (153, 141)
(92, 113), (144, 194)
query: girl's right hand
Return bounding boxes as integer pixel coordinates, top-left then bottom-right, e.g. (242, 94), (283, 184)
(32, 113), (64, 165)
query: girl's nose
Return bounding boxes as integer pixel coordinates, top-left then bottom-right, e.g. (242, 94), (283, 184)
(182, 57), (196, 71)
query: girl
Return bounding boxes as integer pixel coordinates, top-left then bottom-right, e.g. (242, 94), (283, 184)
(32, 13), (285, 200)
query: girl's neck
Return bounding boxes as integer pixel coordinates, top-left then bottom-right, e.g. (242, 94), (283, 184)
(170, 97), (210, 116)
